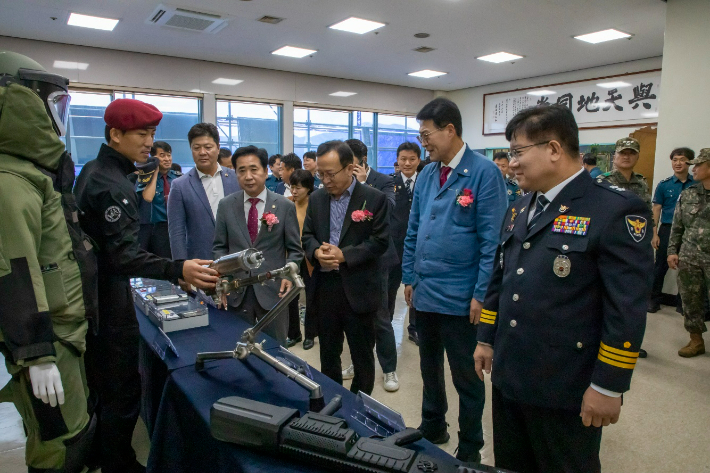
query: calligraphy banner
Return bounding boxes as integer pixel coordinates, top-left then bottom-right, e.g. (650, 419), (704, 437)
(483, 69), (661, 135)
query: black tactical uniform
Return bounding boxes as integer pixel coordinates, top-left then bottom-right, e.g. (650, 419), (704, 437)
(74, 143), (184, 473)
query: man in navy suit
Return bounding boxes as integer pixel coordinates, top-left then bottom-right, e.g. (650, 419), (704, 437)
(402, 98), (507, 462)
(167, 123), (240, 260)
(275, 152), (302, 197)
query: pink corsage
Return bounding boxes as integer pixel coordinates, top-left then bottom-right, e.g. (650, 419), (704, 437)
(456, 189), (474, 207)
(351, 202), (373, 222)
(261, 212), (279, 231)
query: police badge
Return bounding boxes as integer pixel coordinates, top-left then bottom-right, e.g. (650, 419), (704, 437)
(625, 215), (647, 243)
(105, 205), (121, 222)
(553, 255), (571, 277)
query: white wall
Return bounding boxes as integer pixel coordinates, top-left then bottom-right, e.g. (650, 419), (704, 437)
(653, 0), (710, 188)
(445, 57), (663, 151)
(0, 36), (435, 153)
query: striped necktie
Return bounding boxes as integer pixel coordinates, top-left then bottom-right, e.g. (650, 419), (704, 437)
(527, 194), (550, 230)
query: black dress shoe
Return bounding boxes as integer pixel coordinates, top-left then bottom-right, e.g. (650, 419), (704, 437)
(408, 331), (419, 346)
(647, 303), (661, 313)
(638, 348), (648, 358)
(286, 335), (302, 348)
(455, 449), (482, 464)
(417, 425), (450, 444)
(303, 338), (315, 350)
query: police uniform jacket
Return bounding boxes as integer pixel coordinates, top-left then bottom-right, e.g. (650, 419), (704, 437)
(74, 144), (184, 323)
(391, 172), (416, 260)
(478, 170), (653, 411)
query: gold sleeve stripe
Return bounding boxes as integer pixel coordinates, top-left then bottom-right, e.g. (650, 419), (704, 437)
(598, 354), (636, 369)
(480, 317), (496, 325)
(599, 349), (638, 365)
(479, 313), (496, 321)
(482, 309), (497, 316)
(600, 342), (639, 358)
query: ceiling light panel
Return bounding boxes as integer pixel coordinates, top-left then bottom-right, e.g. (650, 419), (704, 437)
(526, 90), (556, 96)
(272, 46), (317, 58)
(329, 17), (385, 34)
(67, 12), (119, 31)
(408, 70), (447, 78)
(53, 60), (89, 70)
(477, 52), (523, 63)
(596, 81), (632, 89)
(329, 91), (357, 97)
(574, 29), (631, 44)
(212, 78), (243, 85)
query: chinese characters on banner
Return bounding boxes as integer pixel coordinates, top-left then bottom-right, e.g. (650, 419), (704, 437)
(483, 71), (661, 135)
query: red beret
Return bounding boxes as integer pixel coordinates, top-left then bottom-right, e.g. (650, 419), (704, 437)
(104, 99), (163, 131)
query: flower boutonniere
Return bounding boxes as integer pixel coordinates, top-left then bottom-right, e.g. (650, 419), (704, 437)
(261, 212), (279, 231)
(351, 202), (374, 222)
(456, 189), (474, 207)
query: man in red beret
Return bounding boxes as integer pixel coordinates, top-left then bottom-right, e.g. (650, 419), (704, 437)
(74, 99), (219, 473)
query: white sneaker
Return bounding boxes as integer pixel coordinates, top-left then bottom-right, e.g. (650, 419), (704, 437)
(342, 364), (355, 380)
(383, 372), (399, 392)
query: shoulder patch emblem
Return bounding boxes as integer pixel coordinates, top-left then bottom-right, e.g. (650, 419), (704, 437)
(625, 215), (647, 242)
(105, 205), (121, 222)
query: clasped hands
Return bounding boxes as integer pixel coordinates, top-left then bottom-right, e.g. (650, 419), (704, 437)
(473, 344), (622, 428)
(315, 242), (345, 271)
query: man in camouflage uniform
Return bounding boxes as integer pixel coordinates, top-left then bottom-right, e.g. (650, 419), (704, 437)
(598, 137), (653, 357)
(598, 137), (653, 213)
(667, 148), (710, 358)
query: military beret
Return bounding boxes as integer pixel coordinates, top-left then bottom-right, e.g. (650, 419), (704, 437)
(104, 99), (162, 131)
(688, 148), (710, 165)
(615, 137), (640, 153)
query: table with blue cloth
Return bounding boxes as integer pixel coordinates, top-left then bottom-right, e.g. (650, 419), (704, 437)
(137, 303), (455, 473)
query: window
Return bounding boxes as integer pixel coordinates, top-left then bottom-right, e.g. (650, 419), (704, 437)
(65, 91), (112, 167)
(294, 108), (350, 157)
(114, 93), (201, 168)
(293, 108), (420, 174)
(376, 114), (420, 175)
(216, 101), (282, 156)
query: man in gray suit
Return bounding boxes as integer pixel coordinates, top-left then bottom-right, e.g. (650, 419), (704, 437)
(168, 123), (240, 260)
(213, 145), (304, 345)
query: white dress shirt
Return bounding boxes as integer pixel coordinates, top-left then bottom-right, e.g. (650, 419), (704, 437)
(401, 170), (418, 186)
(243, 187), (268, 225)
(197, 164), (225, 219)
(441, 143), (466, 180)
(283, 183), (292, 198)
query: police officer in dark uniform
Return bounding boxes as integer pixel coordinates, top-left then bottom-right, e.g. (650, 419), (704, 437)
(74, 99), (218, 473)
(474, 105), (653, 473)
(493, 151), (523, 207)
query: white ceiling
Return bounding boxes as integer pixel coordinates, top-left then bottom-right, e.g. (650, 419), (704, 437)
(0, 0), (667, 91)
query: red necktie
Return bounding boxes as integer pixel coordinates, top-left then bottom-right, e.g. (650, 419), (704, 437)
(248, 197), (260, 243)
(440, 166), (452, 187)
(162, 174), (170, 202)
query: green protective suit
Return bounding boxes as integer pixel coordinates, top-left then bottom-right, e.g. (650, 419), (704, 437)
(0, 83), (93, 472)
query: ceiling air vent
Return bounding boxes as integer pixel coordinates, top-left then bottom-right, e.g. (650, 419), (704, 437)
(146, 4), (230, 33)
(258, 15), (284, 25)
(414, 46), (436, 53)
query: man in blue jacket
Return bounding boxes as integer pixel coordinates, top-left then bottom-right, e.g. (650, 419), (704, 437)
(402, 98), (506, 462)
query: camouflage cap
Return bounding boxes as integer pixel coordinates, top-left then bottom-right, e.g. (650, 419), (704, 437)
(615, 137), (640, 153)
(688, 148), (710, 165)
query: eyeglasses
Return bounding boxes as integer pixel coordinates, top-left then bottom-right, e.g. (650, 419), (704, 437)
(507, 141), (552, 160)
(315, 166), (347, 181)
(416, 128), (444, 144)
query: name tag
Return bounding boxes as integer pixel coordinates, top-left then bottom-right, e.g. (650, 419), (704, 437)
(552, 215), (590, 236)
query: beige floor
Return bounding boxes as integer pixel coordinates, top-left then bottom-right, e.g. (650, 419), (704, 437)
(2, 291), (709, 472)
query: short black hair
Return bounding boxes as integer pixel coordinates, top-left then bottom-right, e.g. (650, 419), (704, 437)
(188, 123), (220, 146)
(345, 139), (368, 161)
(416, 98), (463, 137)
(105, 125), (111, 143)
(171, 163), (182, 172)
(281, 152), (302, 171)
(268, 154), (282, 167)
(504, 105), (580, 158)
(670, 147), (695, 161)
(396, 141), (421, 158)
(233, 145), (268, 170)
(151, 141), (172, 156)
(492, 151), (509, 162)
(218, 147), (232, 159)
(316, 140), (354, 167)
(582, 153), (597, 166)
(303, 151), (317, 162)
(289, 169), (315, 194)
